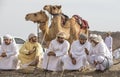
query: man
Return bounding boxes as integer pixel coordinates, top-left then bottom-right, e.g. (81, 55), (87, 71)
(42, 32), (70, 71)
(104, 32), (113, 53)
(62, 33), (91, 71)
(0, 34), (18, 70)
(85, 34), (113, 72)
(18, 33), (43, 68)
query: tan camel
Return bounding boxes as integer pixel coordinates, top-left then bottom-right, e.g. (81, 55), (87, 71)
(25, 10), (54, 47)
(43, 5), (89, 44)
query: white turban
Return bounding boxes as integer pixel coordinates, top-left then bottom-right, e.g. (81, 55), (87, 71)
(28, 33), (37, 39)
(90, 34), (97, 38)
(56, 32), (66, 38)
(3, 34), (13, 39)
(91, 34), (103, 42)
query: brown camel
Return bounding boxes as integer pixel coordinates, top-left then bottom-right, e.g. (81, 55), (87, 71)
(43, 5), (89, 44)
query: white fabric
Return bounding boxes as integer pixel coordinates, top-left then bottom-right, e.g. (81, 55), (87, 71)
(3, 34), (12, 39)
(113, 48), (120, 59)
(28, 33), (37, 39)
(105, 36), (113, 52)
(62, 40), (91, 70)
(0, 42), (18, 70)
(42, 39), (70, 71)
(87, 41), (113, 71)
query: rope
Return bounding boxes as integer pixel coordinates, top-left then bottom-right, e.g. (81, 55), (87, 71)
(41, 30), (47, 46)
(37, 23), (47, 46)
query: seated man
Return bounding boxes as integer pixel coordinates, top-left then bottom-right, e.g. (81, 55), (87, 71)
(18, 33), (43, 68)
(0, 34), (18, 70)
(85, 34), (113, 72)
(42, 32), (70, 71)
(62, 33), (91, 71)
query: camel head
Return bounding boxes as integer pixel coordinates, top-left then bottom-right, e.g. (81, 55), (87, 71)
(43, 5), (62, 15)
(25, 10), (49, 23)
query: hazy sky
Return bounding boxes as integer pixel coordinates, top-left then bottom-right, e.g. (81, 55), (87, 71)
(0, 0), (120, 39)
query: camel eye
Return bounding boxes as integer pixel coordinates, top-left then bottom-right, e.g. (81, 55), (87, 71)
(34, 13), (37, 16)
(53, 7), (56, 9)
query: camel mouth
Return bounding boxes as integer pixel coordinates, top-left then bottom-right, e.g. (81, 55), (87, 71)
(25, 19), (29, 21)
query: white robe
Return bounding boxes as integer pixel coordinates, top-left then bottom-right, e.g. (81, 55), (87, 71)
(87, 41), (113, 71)
(42, 39), (70, 71)
(105, 36), (113, 52)
(0, 42), (18, 70)
(62, 40), (91, 70)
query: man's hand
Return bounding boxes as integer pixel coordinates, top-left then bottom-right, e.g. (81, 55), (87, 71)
(1, 52), (7, 57)
(27, 46), (36, 55)
(71, 58), (76, 65)
(94, 60), (98, 66)
(84, 48), (89, 55)
(47, 51), (56, 56)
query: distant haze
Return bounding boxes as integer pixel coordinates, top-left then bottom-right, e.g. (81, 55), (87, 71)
(0, 0), (120, 39)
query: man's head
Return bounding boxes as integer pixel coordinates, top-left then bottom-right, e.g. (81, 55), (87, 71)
(106, 31), (111, 37)
(3, 34), (13, 45)
(79, 33), (87, 45)
(28, 33), (37, 43)
(90, 34), (102, 47)
(89, 34), (98, 42)
(56, 32), (66, 43)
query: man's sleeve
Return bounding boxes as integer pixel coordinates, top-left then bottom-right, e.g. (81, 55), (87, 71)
(6, 43), (17, 57)
(36, 43), (43, 58)
(19, 42), (29, 55)
(55, 41), (70, 57)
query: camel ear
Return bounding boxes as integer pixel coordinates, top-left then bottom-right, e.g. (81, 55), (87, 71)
(39, 10), (45, 13)
(40, 10), (43, 12)
(57, 5), (61, 9)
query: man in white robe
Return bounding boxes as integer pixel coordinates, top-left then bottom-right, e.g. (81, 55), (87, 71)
(62, 33), (91, 71)
(85, 34), (113, 72)
(42, 32), (70, 71)
(0, 34), (18, 70)
(104, 32), (113, 53)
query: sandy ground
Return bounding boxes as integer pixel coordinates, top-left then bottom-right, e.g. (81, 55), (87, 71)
(0, 59), (120, 77)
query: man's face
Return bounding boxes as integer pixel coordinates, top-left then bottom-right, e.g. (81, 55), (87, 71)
(31, 36), (37, 43)
(4, 39), (11, 45)
(57, 37), (65, 43)
(106, 33), (110, 37)
(79, 38), (86, 45)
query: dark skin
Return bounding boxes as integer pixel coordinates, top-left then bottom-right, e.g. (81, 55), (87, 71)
(47, 36), (65, 56)
(70, 38), (87, 65)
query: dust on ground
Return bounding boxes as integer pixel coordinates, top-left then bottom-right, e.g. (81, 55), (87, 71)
(0, 59), (120, 77)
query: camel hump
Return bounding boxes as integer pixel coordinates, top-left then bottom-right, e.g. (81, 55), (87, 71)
(72, 15), (89, 29)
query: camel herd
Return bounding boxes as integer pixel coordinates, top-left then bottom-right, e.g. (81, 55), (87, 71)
(25, 5), (89, 47)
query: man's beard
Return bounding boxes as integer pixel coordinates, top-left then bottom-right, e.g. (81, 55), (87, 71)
(32, 39), (37, 42)
(5, 42), (11, 45)
(59, 40), (64, 43)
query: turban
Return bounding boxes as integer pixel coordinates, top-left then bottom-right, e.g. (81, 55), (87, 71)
(91, 35), (103, 42)
(56, 32), (66, 38)
(89, 34), (98, 39)
(79, 33), (87, 40)
(28, 33), (37, 39)
(3, 34), (13, 40)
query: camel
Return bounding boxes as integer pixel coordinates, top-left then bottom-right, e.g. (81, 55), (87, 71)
(25, 10), (52, 47)
(43, 5), (89, 44)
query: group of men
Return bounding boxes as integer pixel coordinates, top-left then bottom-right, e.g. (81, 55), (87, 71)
(0, 32), (113, 72)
